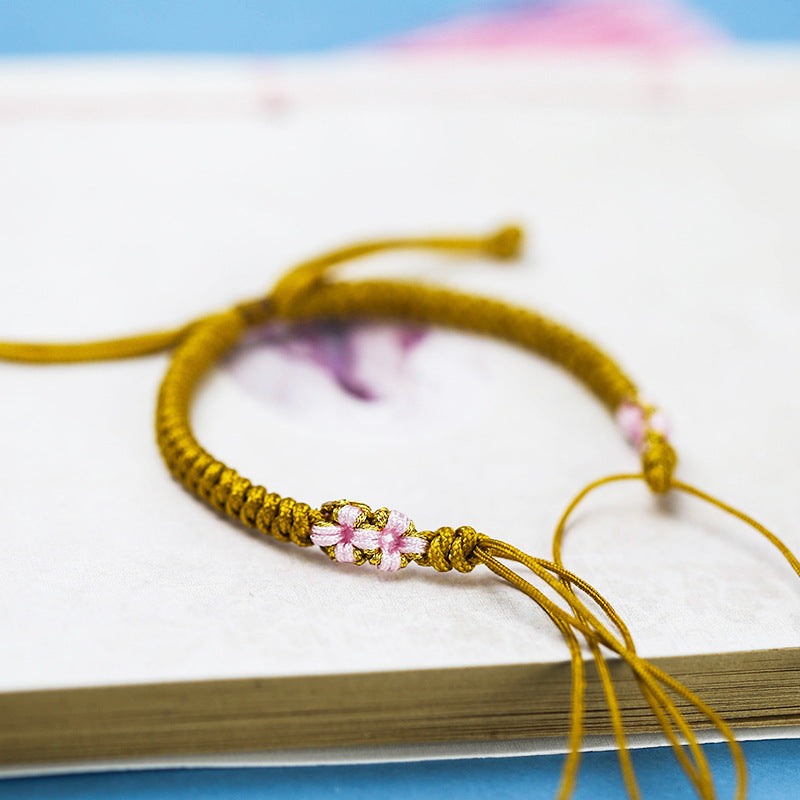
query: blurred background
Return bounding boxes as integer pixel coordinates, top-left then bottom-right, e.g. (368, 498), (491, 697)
(0, 0), (797, 53)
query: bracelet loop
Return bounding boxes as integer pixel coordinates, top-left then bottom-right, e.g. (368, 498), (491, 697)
(155, 231), (673, 566)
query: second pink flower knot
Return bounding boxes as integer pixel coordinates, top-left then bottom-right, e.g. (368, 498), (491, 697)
(310, 504), (427, 572)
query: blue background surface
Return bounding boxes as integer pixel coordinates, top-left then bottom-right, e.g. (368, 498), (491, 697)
(0, 0), (796, 54)
(2, 741), (800, 799)
(0, 1), (797, 798)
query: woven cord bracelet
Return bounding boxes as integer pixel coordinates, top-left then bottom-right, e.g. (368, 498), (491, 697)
(2, 225), (799, 800)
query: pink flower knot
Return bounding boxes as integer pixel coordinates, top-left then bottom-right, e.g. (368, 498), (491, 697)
(616, 399), (670, 451)
(310, 504), (427, 571)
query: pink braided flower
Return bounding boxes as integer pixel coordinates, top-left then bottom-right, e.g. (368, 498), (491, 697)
(374, 509), (427, 572)
(310, 504), (427, 571)
(616, 399), (670, 451)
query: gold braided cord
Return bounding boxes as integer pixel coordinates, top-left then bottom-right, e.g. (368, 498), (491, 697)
(0, 323), (192, 363)
(156, 310), (326, 547)
(243, 223), (637, 414)
(255, 279), (638, 412)
(4, 225), (800, 800)
(151, 222), (646, 558)
(152, 275), (642, 556)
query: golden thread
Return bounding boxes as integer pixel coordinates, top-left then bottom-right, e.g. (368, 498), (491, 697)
(642, 431), (677, 494)
(0, 322), (193, 363)
(2, 224), (797, 800)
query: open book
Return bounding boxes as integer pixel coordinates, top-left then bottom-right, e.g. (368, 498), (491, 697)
(1, 52), (799, 774)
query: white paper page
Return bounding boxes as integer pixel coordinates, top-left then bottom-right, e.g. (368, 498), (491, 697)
(0, 52), (799, 702)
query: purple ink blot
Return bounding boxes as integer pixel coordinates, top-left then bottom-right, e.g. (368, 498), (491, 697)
(227, 320), (428, 404)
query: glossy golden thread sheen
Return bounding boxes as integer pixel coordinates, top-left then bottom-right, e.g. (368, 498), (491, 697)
(3, 225), (799, 800)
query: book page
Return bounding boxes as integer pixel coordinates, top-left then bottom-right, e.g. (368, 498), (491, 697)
(0, 52), (799, 695)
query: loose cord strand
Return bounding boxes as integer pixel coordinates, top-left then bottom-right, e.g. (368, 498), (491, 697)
(0, 226), (522, 365)
(476, 543), (724, 800)
(550, 472), (800, 800)
(263, 226), (522, 316)
(543, 549), (716, 797)
(0, 322), (194, 363)
(547, 475), (713, 795)
(671, 480), (800, 579)
(488, 544), (721, 798)
(546, 562), (715, 798)
(533, 557), (715, 798)
(545, 617), (587, 800)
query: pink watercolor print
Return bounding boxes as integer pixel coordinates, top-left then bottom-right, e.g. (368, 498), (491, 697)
(388, 0), (724, 54)
(223, 319), (502, 441)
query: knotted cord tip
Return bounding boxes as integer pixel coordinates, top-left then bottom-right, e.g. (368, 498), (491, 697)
(422, 526), (482, 572)
(484, 225), (524, 260)
(642, 432), (677, 494)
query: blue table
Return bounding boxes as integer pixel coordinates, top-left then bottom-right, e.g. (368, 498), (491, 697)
(1, 740), (799, 799)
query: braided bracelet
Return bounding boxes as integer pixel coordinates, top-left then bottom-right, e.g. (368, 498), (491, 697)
(3, 225), (798, 800)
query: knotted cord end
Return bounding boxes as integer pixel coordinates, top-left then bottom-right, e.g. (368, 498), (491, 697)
(616, 398), (676, 494)
(484, 224), (524, 260)
(642, 431), (677, 494)
(264, 224), (527, 320)
(419, 526), (482, 573)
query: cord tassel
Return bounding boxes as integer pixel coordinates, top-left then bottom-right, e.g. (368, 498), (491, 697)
(474, 540), (744, 800)
(547, 470), (800, 800)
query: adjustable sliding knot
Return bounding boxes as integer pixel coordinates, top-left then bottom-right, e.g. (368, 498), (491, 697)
(642, 432), (677, 494)
(616, 398), (676, 494)
(311, 500), (427, 571)
(421, 526), (482, 573)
